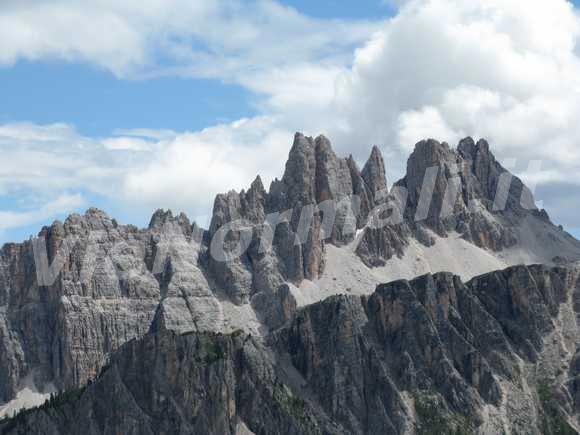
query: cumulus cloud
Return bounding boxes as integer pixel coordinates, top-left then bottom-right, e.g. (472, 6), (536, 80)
(122, 117), (291, 212)
(1, 0), (580, 238)
(0, 119), (292, 230)
(316, 0), (580, 174)
(259, 0), (580, 227)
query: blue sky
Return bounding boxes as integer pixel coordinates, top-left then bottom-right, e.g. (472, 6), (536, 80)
(281, 0), (395, 18)
(0, 0), (397, 244)
(0, 0), (579, 244)
(0, 0), (394, 137)
(0, 61), (256, 138)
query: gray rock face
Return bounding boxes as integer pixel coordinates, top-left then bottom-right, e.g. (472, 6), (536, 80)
(401, 137), (528, 245)
(355, 223), (410, 267)
(4, 264), (580, 434)
(266, 133), (367, 281)
(356, 136), (577, 266)
(267, 134), (390, 271)
(0, 329), (339, 435)
(206, 133), (388, 303)
(0, 209), (161, 403)
(361, 145), (388, 201)
(271, 263), (580, 434)
(0, 206), (241, 405)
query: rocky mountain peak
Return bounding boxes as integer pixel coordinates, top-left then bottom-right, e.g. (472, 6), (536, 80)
(400, 136), (536, 217)
(457, 136), (477, 157)
(460, 138), (540, 214)
(149, 209), (175, 228)
(244, 175), (267, 219)
(278, 132), (317, 206)
(209, 190), (243, 235)
(60, 207), (116, 234)
(401, 139), (458, 226)
(249, 174), (265, 195)
(406, 138), (455, 178)
(274, 132), (361, 207)
(457, 136), (492, 158)
(313, 133), (333, 154)
(84, 207), (109, 218)
(149, 209), (192, 237)
(361, 144), (388, 200)
(476, 137), (491, 154)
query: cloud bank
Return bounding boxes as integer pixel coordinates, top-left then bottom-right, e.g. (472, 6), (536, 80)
(1, 0), (580, 238)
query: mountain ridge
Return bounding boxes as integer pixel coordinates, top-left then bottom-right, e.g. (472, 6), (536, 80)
(3, 263), (580, 434)
(1, 133), (580, 434)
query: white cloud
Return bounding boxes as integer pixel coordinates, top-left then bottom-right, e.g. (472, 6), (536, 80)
(0, 0), (378, 78)
(2, 0), (580, 236)
(0, 119), (291, 228)
(263, 0), (580, 201)
(122, 117), (291, 212)
(397, 107), (457, 152)
(0, 122), (137, 195)
(102, 137), (154, 151)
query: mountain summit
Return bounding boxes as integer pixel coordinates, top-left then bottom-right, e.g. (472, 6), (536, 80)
(1, 134), (580, 434)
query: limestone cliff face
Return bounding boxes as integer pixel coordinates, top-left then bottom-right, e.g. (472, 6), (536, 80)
(206, 132), (389, 309)
(206, 133), (575, 304)
(4, 264), (580, 434)
(0, 329), (338, 435)
(208, 133), (385, 293)
(0, 207), (234, 404)
(0, 209), (160, 403)
(356, 137), (565, 267)
(272, 264), (580, 434)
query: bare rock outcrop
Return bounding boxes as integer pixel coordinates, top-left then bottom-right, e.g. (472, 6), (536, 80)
(356, 136), (577, 266)
(5, 264), (580, 434)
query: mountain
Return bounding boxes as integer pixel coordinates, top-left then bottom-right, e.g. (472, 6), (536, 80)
(1, 133), (580, 433)
(3, 264), (580, 434)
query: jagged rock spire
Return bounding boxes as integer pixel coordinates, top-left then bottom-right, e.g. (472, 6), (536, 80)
(279, 132), (317, 205)
(457, 136), (477, 157)
(400, 139), (457, 230)
(149, 209), (175, 229)
(148, 209), (193, 238)
(361, 145), (388, 200)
